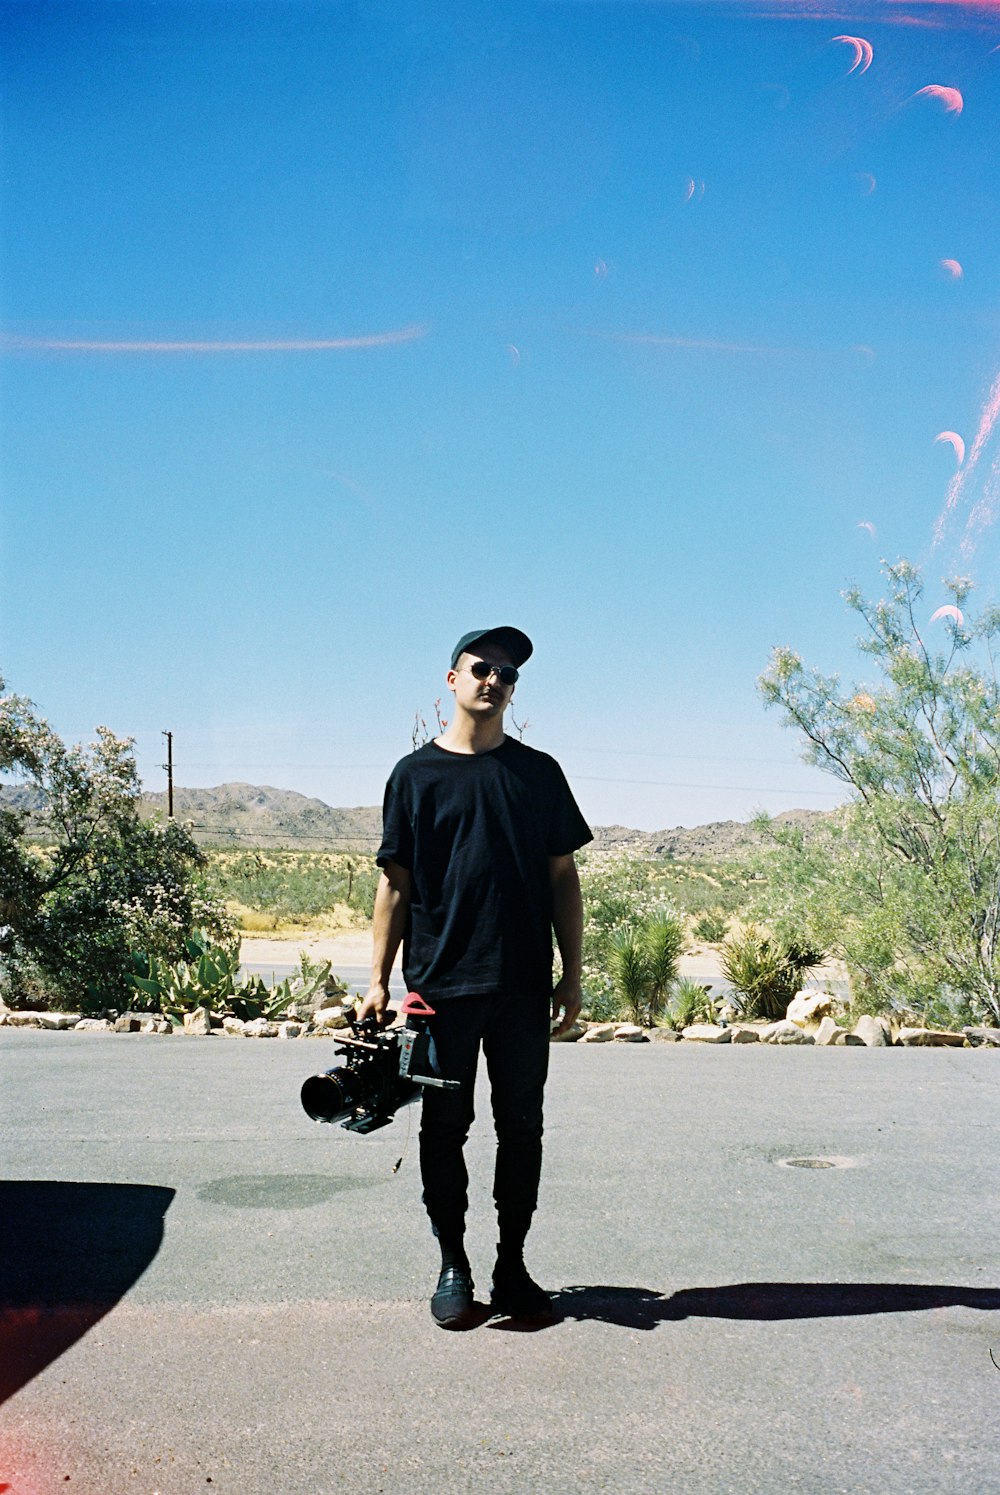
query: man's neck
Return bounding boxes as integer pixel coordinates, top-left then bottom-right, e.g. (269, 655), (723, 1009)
(435, 716), (506, 755)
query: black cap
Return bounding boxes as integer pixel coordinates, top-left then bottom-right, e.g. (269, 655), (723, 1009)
(451, 626), (533, 669)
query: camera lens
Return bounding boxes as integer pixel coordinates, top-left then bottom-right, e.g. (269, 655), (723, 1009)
(300, 1065), (362, 1123)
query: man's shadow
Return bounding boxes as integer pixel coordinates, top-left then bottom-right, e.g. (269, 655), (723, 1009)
(0, 1180), (175, 1402)
(488, 1281), (1000, 1332)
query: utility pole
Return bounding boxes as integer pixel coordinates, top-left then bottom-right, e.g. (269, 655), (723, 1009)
(162, 731), (174, 818)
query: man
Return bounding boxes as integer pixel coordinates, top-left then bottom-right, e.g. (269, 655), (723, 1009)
(359, 626), (592, 1329)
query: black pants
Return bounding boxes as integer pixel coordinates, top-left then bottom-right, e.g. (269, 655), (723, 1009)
(419, 990), (551, 1245)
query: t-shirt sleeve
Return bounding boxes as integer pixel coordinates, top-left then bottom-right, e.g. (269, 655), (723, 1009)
(376, 764), (414, 870)
(546, 761), (593, 857)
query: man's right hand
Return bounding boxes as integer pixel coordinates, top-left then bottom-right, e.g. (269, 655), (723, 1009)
(356, 982), (392, 1026)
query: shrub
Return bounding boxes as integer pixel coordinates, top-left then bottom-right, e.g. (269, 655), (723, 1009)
(719, 923), (822, 1021)
(607, 908), (685, 1025)
(0, 677), (231, 1011)
(692, 910), (729, 944)
(661, 977), (717, 1031)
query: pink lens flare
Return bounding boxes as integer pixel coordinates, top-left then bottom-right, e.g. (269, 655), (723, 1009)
(934, 431), (966, 466)
(914, 84), (964, 114)
(594, 259), (609, 280)
(940, 258), (964, 279)
(857, 521), (877, 537)
(833, 35), (873, 74)
(934, 367), (1000, 546)
(856, 172), (877, 195)
(682, 177), (706, 203)
(929, 605), (964, 627)
(506, 344), (522, 366)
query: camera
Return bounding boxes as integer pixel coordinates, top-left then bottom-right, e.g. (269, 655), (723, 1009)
(300, 993), (458, 1134)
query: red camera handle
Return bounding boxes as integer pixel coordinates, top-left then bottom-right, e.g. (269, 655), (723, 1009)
(401, 991), (436, 1017)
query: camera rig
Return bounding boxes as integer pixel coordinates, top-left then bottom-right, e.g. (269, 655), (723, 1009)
(300, 992), (459, 1133)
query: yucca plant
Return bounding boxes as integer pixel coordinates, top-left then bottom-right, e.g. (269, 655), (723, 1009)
(718, 923), (823, 1020)
(662, 976), (717, 1031)
(608, 908), (685, 1025)
(645, 908), (685, 1018)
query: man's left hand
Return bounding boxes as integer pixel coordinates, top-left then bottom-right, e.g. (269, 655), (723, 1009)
(550, 974), (582, 1037)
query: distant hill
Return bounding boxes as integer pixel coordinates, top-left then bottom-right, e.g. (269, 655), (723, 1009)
(140, 784), (383, 851)
(2, 779), (830, 859)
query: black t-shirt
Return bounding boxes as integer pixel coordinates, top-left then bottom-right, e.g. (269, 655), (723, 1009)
(377, 737), (593, 1000)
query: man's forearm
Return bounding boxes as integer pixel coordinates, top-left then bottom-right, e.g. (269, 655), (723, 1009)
(550, 857), (583, 980)
(370, 865), (411, 987)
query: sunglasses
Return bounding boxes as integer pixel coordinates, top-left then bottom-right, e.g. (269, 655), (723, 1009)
(464, 659), (519, 686)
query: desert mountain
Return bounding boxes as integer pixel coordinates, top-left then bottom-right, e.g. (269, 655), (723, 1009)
(2, 779), (829, 859)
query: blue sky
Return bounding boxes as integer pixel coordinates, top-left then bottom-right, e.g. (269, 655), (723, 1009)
(3, 0), (1000, 830)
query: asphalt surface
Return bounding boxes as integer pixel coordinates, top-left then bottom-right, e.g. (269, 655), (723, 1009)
(2, 1029), (999, 1494)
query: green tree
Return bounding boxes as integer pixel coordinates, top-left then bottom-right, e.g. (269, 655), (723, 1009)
(0, 675), (231, 1011)
(756, 559), (1000, 1025)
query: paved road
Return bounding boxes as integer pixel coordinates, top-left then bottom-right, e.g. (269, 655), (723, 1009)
(2, 1030), (999, 1494)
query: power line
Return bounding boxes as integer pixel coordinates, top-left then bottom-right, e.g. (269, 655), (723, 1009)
(572, 775), (844, 797)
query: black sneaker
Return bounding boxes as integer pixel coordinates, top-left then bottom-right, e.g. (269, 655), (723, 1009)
(431, 1265), (477, 1330)
(490, 1259), (557, 1324)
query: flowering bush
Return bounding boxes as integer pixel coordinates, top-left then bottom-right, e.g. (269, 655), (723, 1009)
(577, 851), (683, 1015)
(0, 675), (231, 1012)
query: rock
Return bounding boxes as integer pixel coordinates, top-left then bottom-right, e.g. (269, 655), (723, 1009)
(550, 1020), (587, 1043)
(963, 1026), (1000, 1047)
(579, 1023), (615, 1043)
(278, 1021), (303, 1039)
(718, 1003), (739, 1024)
(785, 990), (836, 1029)
(243, 1018), (279, 1038)
(37, 1012), (83, 1030)
(139, 1016), (172, 1034)
(183, 1007), (213, 1036)
(114, 1015), (143, 1033)
(550, 1019), (586, 1043)
(681, 1023), (732, 1043)
(852, 1014), (892, 1047)
(222, 1017), (247, 1037)
(896, 1027), (967, 1047)
(833, 1030), (866, 1046)
(314, 1006), (351, 1030)
(6, 1011), (45, 1027)
(74, 1018), (113, 1031)
(814, 1016), (849, 1046)
(613, 1023), (648, 1042)
(760, 1019), (814, 1044)
(647, 1026), (682, 1042)
(729, 1026), (760, 1043)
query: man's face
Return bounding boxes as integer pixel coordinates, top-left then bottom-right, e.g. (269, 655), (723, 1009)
(446, 642), (516, 718)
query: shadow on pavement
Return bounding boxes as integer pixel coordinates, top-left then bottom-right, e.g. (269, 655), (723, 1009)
(0, 1180), (175, 1403)
(538, 1281), (1000, 1331)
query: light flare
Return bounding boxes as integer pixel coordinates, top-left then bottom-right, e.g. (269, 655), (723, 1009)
(934, 367), (1000, 545)
(833, 34), (873, 73)
(857, 521), (877, 537)
(929, 604), (965, 627)
(940, 258), (964, 279)
(914, 84), (964, 114)
(934, 430), (966, 466)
